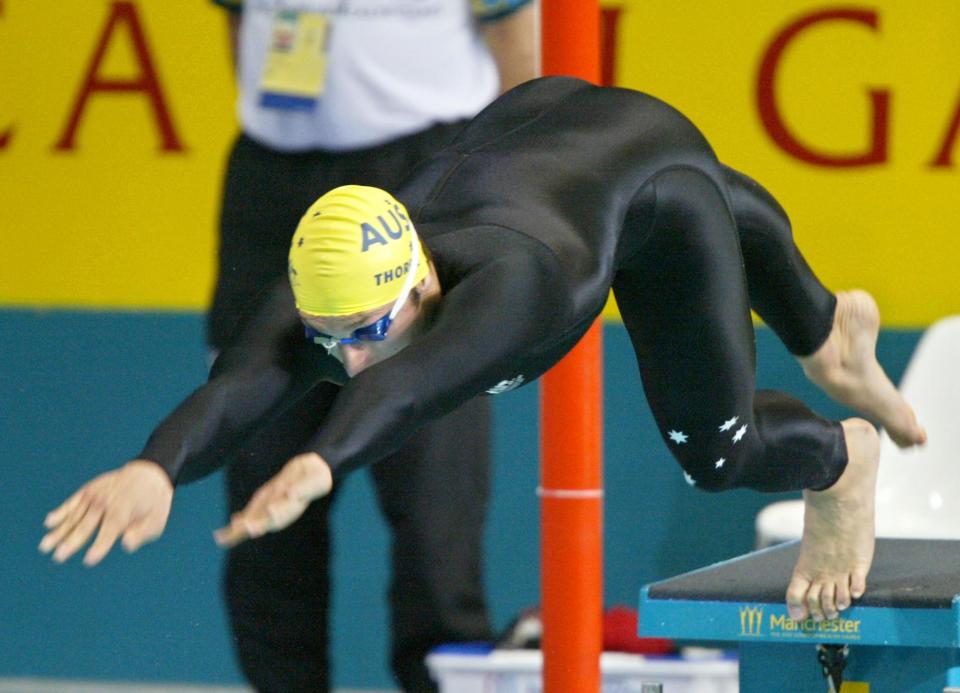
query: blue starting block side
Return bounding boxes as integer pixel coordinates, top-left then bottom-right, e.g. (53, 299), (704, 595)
(638, 539), (960, 692)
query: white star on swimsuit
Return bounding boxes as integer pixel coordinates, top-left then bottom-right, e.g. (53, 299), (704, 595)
(715, 458), (726, 469)
(732, 424), (748, 444)
(719, 416), (739, 432)
(683, 471), (696, 486)
(668, 430), (689, 444)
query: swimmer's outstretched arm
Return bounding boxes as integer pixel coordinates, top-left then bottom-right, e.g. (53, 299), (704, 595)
(40, 281), (327, 565)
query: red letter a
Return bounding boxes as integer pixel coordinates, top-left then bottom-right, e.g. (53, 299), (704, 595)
(929, 90), (960, 168)
(54, 2), (184, 151)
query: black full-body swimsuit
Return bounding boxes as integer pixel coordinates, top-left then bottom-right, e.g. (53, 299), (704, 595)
(144, 73), (846, 540)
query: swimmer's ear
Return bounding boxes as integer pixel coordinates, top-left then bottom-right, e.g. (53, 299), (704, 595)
(415, 259), (441, 300)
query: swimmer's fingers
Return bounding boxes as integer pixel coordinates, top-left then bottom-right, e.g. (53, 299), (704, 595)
(213, 515), (250, 548)
(40, 472), (113, 559)
(40, 491), (94, 554)
(214, 482), (284, 547)
(44, 487), (88, 530)
(83, 509), (129, 566)
(40, 460), (173, 566)
(50, 498), (106, 564)
(214, 453), (332, 548)
(214, 483), (306, 547)
(121, 510), (170, 554)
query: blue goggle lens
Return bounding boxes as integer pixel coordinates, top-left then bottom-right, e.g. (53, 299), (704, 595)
(304, 316), (392, 347)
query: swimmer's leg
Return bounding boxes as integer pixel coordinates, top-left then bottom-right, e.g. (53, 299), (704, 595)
(614, 167), (878, 621)
(722, 166), (924, 447)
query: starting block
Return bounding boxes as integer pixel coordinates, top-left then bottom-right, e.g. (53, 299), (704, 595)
(638, 539), (960, 692)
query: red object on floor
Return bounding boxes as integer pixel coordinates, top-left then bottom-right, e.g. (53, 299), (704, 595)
(602, 605), (675, 655)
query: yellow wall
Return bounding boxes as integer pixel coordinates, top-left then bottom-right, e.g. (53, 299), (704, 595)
(0, 1), (235, 309)
(2, 1), (957, 326)
(604, 1), (960, 326)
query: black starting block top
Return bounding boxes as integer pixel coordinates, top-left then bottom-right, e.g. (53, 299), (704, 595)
(639, 539), (960, 648)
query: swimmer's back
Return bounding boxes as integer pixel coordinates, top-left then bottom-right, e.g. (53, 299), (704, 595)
(398, 77), (723, 309)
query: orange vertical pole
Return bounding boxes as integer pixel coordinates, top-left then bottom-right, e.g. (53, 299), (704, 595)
(538, 2), (602, 692)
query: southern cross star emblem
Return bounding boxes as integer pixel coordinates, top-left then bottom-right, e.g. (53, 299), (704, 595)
(667, 430), (688, 444)
(732, 424), (748, 444)
(719, 416), (739, 432)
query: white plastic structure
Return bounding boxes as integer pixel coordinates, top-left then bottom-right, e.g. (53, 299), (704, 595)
(426, 650), (738, 693)
(755, 316), (960, 548)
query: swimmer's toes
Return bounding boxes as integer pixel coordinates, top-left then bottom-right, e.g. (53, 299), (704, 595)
(786, 575), (811, 621)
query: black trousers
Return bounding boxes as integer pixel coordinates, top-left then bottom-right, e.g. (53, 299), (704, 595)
(212, 128), (493, 692)
(614, 166), (847, 494)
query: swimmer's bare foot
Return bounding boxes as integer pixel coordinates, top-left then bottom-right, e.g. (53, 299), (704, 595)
(799, 290), (926, 448)
(786, 418), (879, 621)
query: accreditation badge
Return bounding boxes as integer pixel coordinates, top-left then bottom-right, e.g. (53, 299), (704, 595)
(258, 10), (330, 111)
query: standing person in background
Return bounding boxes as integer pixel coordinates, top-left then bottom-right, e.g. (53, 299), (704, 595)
(206, 1), (537, 690)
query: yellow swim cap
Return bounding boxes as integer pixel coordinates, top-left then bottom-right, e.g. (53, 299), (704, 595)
(288, 185), (430, 316)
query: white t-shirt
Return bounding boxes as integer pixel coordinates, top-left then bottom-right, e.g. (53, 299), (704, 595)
(236, 0), (503, 151)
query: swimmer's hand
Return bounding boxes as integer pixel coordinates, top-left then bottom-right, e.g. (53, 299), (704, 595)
(214, 452), (333, 548)
(40, 460), (173, 566)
